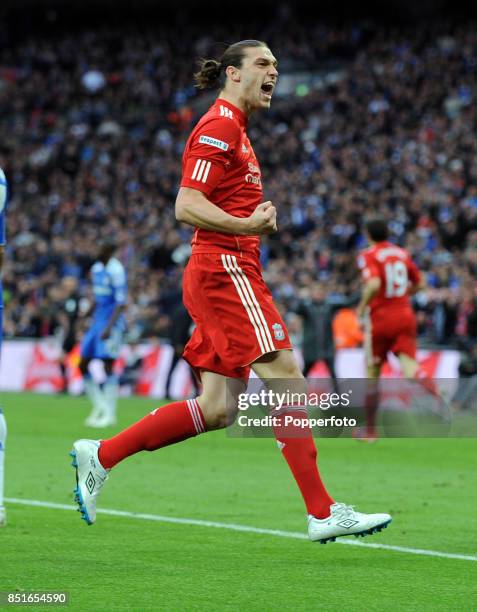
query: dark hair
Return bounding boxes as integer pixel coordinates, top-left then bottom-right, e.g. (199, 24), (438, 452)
(194, 39), (268, 90)
(98, 239), (118, 260)
(365, 217), (389, 242)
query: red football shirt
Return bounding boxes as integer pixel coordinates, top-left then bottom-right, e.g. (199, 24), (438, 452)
(180, 98), (263, 257)
(357, 241), (421, 317)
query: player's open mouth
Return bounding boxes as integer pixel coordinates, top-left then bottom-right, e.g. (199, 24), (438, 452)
(260, 82), (274, 100)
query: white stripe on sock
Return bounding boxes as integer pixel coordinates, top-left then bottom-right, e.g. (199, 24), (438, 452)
(187, 400), (203, 434)
(190, 399), (205, 433)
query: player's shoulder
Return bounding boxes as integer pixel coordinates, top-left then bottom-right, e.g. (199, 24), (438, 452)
(0, 166), (8, 218)
(357, 246), (374, 268)
(91, 261), (104, 273)
(106, 257), (126, 275)
(376, 241), (408, 260)
(195, 103), (241, 136)
(359, 245), (375, 256)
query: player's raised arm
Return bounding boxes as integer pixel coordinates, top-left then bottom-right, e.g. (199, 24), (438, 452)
(175, 188), (277, 235)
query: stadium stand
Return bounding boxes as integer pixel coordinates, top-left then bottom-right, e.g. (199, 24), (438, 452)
(0, 19), (476, 354)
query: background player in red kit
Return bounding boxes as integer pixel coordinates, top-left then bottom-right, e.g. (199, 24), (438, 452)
(71, 41), (391, 543)
(356, 217), (426, 440)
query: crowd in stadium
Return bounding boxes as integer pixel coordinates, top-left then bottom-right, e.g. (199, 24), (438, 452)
(1, 18), (477, 352)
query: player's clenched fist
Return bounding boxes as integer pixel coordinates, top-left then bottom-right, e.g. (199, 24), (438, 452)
(245, 201), (277, 235)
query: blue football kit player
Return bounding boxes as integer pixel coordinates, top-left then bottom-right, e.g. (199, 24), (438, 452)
(80, 241), (127, 428)
(0, 168), (8, 526)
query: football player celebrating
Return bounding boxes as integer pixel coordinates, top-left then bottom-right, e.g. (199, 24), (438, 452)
(71, 41), (391, 543)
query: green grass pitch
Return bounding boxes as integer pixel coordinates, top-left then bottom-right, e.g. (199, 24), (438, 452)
(1, 392), (476, 610)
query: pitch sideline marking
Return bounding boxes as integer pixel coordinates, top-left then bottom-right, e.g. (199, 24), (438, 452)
(6, 497), (477, 563)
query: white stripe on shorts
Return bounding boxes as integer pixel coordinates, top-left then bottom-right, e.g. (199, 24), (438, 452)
(221, 254), (267, 353)
(221, 254), (275, 354)
(229, 255), (276, 351)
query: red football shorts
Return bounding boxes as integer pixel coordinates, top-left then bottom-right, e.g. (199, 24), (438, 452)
(365, 308), (417, 365)
(182, 252), (292, 379)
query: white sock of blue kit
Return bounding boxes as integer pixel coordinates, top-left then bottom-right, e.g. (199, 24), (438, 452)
(84, 375), (106, 420)
(0, 408), (6, 509)
(103, 375), (119, 421)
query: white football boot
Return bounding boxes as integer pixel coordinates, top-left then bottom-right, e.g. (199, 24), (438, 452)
(70, 439), (109, 525)
(86, 414), (117, 428)
(0, 506), (6, 527)
(308, 502), (392, 544)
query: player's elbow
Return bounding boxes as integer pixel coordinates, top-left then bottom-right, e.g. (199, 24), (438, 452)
(175, 198), (187, 222)
(175, 188), (196, 223)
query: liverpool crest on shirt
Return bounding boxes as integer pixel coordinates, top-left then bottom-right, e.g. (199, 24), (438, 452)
(272, 323), (285, 341)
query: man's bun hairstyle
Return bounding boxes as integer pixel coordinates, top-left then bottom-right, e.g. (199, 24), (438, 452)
(194, 40), (268, 90)
(194, 59), (223, 90)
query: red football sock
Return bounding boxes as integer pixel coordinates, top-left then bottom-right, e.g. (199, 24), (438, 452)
(273, 410), (334, 519)
(98, 399), (206, 469)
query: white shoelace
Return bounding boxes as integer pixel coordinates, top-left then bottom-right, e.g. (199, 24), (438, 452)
(330, 503), (356, 519)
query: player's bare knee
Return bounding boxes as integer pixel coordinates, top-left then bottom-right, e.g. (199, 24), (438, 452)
(198, 398), (239, 430)
(254, 350), (304, 382)
(199, 400), (238, 430)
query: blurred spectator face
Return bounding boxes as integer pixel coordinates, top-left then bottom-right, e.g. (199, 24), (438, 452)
(311, 284), (326, 302)
(61, 276), (78, 295)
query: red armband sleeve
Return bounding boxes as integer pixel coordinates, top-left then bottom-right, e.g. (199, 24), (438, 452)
(181, 117), (240, 196)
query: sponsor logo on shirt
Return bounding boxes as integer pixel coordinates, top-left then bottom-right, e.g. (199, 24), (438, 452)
(245, 174), (261, 185)
(199, 135), (229, 151)
(245, 161), (261, 185)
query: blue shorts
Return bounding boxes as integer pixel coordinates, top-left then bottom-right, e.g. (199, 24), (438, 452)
(80, 324), (123, 360)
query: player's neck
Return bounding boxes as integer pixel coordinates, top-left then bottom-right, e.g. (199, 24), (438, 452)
(217, 91), (252, 118)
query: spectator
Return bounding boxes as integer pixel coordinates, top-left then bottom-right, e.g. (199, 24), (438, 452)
(0, 19), (476, 349)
